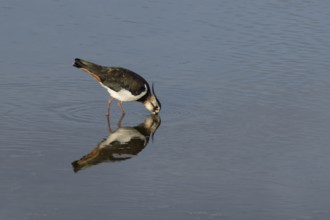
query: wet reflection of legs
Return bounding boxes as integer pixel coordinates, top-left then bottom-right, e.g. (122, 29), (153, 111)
(106, 113), (125, 133)
(117, 113), (125, 128)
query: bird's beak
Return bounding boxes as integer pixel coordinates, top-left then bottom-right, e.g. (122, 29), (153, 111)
(151, 83), (161, 114)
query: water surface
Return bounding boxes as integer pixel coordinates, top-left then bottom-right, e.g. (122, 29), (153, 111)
(1, 0), (330, 219)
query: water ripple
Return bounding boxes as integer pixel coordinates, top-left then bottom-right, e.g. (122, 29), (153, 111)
(51, 100), (103, 124)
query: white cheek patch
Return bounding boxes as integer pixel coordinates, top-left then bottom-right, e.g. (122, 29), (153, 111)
(144, 102), (154, 112)
(100, 83), (147, 102)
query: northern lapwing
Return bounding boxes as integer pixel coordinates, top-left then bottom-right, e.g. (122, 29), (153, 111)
(73, 58), (161, 115)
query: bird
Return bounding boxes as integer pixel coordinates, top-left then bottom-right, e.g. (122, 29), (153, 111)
(73, 58), (161, 115)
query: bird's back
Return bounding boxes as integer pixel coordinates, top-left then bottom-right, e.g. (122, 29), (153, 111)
(74, 58), (149, 95)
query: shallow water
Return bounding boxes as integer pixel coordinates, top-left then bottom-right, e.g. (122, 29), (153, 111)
(2, 0), (330, 219)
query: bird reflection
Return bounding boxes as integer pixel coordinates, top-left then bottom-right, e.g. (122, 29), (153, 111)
(72, 114), (161, 172)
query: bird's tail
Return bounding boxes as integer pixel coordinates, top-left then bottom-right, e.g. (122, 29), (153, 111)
(73, 58), (104, 82)
(73, 58), (97, 69)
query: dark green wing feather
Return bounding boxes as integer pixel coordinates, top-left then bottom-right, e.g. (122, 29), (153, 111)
(101, 67), (149, 95)
(73, 58), (149, 95)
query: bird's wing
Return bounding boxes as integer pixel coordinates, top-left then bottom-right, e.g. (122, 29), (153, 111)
(102, 67), (148, 95)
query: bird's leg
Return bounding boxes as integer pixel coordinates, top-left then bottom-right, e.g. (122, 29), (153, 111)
(117, 100), (125, 115)
(117, 113), (125, 128)
(106, 114), (113, 133)
(106, 97), (114, 116)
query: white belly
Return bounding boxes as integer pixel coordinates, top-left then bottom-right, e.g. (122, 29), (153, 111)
(100, 83), (147, 102)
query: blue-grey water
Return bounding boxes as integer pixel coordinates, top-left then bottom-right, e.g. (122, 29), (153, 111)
(1, 0), (330, 219)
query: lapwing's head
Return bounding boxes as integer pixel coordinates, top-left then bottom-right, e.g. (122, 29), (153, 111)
(144, 84), (161, 114)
